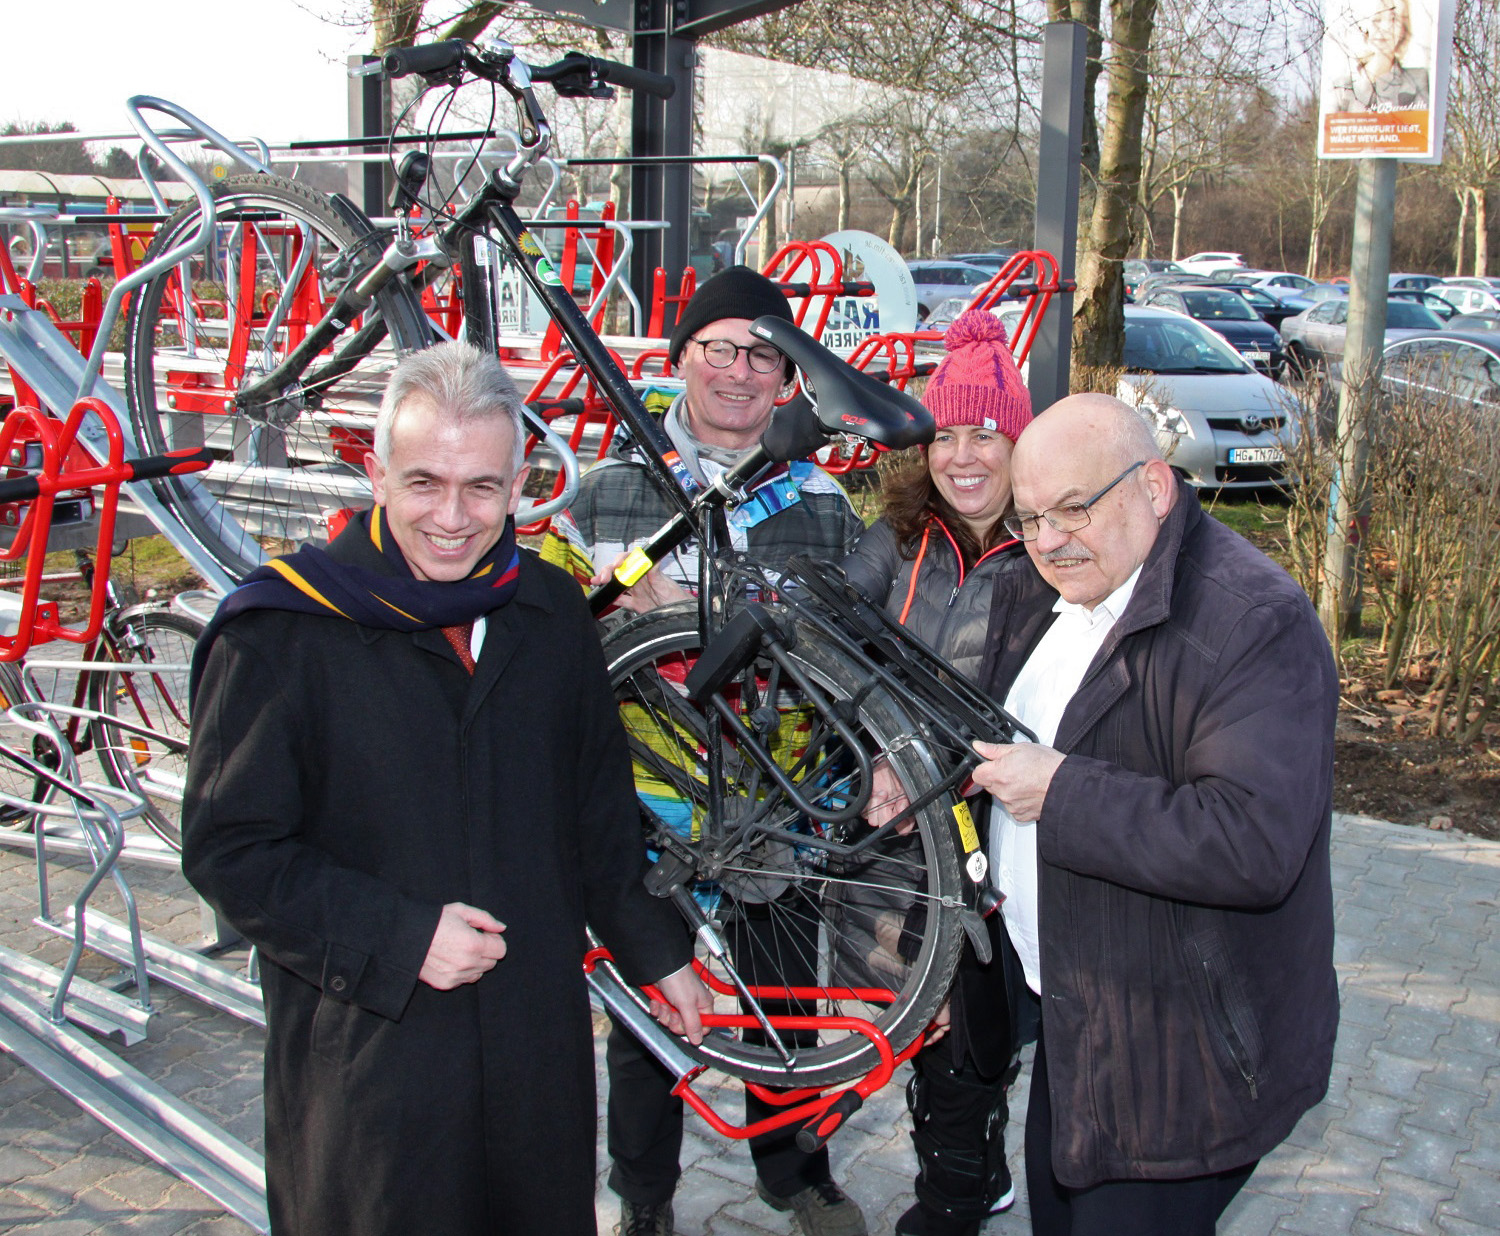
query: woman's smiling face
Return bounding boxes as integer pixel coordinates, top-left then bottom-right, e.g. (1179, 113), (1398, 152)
(927, 425), (1015, 536)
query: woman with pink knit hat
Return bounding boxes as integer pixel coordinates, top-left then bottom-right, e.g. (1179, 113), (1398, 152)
(842, 307), (1037, 1236)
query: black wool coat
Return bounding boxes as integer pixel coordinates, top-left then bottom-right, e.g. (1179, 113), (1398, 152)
(183, 533), (689, 1235)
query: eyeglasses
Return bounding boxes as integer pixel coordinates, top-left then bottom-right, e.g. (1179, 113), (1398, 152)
(1003, 461), (1147, 541)
(690, 337), (784, 374)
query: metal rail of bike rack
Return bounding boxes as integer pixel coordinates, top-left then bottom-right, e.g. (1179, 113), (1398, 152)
(0, 708), (270, 1231)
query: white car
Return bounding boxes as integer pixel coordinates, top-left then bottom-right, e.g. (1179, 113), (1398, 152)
(1432, 278), (1500, 317)
(1176, 251), (1248, 277)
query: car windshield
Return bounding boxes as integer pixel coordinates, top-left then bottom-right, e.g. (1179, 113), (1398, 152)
(1181, 290), (1258, 321)
(1386, 301), (1444, 329)
(1124, 320), (1249, 373)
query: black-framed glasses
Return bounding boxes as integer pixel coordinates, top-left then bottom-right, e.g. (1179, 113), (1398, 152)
(690, 336), (784, 374)
(1003, 460), (1147, 541)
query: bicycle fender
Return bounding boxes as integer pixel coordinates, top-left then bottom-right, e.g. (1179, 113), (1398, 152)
(326, 192), (383, 240)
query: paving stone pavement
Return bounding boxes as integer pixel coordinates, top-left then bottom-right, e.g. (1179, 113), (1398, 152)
(1, 811), (1498, 1234)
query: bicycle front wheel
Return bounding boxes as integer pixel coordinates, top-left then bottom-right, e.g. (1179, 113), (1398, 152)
(125, 174), (434, 582)
(89, 608), (203, 850)
(605, 603), (966, 1089)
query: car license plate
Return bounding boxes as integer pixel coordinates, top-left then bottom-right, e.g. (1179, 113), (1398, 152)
(1229, 446), (1284, 464)
(1244, 350), (1271, 362)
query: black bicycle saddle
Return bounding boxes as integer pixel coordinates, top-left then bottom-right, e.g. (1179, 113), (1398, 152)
(749, 316), (934, 450)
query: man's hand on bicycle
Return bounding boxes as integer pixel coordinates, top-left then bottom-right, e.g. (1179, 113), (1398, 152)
(419, 901), (508, 989)
(592, 559), (691, 614)
(650, 963), (713, 1045)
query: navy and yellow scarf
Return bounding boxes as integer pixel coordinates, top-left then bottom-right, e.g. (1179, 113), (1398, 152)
(191, 506), (521, 699)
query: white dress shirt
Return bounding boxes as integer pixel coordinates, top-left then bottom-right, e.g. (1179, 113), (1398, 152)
(992, 567), (1141, 993)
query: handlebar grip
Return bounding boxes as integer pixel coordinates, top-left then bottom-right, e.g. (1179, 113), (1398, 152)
(594, 58), (677, 99)
(794, 1090), (864, 1154)
(0, 447), (215, 506)
(381, 40), (468, 79)
(124, 446), (217, 483)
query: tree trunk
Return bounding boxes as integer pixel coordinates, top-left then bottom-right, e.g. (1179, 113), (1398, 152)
(838, 161), (851, 232)
(372, 0), (424, 52)
(1170, 183), (1186, 260)
(1072, 0), (1159, 370)
(1475, 186), (1490, 276)
(1454, 186), (1470, 275)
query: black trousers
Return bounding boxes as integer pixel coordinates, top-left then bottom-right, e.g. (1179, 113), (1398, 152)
(606, 890), (831, 1205)
(1024, 1035), (1257, 1236)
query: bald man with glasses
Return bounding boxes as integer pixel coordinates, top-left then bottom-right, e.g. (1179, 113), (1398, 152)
(969, 393), (1339, 1236)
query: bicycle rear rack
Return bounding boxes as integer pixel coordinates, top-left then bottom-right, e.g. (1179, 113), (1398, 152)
(584, 946), (921, 1153)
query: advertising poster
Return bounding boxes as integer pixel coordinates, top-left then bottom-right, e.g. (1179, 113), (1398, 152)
(1318, 0), (1457, 161)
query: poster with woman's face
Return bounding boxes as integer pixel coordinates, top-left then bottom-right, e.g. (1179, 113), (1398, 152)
(1318, 0), (1455, 160)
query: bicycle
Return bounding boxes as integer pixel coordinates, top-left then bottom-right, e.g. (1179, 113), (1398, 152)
(117, 40), (1039, 1139)
(0, 398), (211, 852)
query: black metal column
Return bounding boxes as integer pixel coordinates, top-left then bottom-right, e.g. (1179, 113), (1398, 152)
(347, 54), (389, 218)
(1028, 22), (1087, 413)
(631, 0), (695, 304)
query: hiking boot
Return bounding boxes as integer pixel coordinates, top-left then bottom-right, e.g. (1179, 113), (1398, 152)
(893, 1161), (1016, 1236)
(755, 1178), (868, 1236)
(618, 1198), (674, 1236)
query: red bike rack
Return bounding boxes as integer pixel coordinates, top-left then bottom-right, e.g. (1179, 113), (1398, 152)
(0, 399), (211, 661)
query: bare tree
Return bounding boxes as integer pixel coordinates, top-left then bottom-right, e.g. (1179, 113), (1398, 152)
(1445, 0), (1500, 275)
(1071, 0), (1157, 370)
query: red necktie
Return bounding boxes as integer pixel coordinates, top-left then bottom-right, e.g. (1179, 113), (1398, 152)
(441, 623), (475, 674)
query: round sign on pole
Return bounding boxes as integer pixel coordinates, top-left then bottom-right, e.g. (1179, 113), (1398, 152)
(818, 229), (920, 337)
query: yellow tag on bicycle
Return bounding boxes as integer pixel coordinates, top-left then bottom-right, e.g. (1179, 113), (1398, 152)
(953, 799), (979, 853)
(615, 548), (655, 587)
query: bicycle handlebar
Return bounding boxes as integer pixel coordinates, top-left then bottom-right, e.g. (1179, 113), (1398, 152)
(0, 447), (215, 506)
(380, 40), (675, 99)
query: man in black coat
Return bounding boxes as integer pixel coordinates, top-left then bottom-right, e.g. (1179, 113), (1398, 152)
(183, 340), (711, 1236)
(970, 393), (1339, 1236)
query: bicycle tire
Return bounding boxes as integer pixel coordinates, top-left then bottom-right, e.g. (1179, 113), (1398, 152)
(89, 608), (203, 851)
(0, 660), (41, 829)
(124, 174), (434, 583)
(604, 603), (966, 1089)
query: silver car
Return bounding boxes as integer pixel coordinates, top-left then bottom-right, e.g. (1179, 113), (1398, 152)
(1118, 307), (1300, 491)
(905, 260), (996, 319)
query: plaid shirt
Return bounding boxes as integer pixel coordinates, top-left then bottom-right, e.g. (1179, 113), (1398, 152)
(541, 395), (863, 591)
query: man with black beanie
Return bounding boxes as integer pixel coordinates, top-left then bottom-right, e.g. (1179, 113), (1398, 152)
(543, 267), (866, 1236)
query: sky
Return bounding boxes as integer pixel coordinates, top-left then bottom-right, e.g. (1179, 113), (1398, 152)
(3, 2), (368, 154)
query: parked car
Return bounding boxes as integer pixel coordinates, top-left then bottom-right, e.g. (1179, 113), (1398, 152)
(1124, 258), (1185, 298)
(1133, 271), (1220, 301)
(1388, 272), (1444, 293)
(1387, 288), (1460, 321)
(1238, 270), (1320, 293)
(1217, 283), (1316, 331)
(905, 259), (995, 319)
(1176, 251), (1247, 276)
(1137, 283), (1286, 376)
(1431, 278), (1500, 316)
(1447, 311), (1500, 333)
(1279, 297), (1446, 373)
(1380, 332), (1500, 417)
(949, 251), (1018, 274)
(978, 302), (1296, 489)
(1118, 306), (1299, 489)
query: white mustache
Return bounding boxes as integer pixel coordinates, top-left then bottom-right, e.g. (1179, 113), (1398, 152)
(1041, 546), (1094, 564)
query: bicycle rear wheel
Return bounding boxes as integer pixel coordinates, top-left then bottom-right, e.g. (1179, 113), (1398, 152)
(89, 608), (203, 851)
(124, 174), (434, 582)
(605, 603), (966, 1089)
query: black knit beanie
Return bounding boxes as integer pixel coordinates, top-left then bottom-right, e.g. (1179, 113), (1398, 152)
(667, 265), (795, 365)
